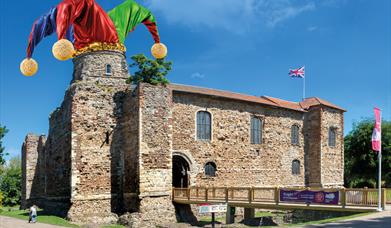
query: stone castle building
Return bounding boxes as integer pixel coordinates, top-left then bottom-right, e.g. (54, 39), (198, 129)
(21, 51), (345, 225)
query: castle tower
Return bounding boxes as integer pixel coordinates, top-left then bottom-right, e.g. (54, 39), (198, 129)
(303, 99), (345, 187)
(68, 51), (176, 224)
(21, 50), (177, 225)
(65, 51), (129, 223)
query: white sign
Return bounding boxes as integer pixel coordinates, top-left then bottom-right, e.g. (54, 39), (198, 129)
(198, 204), (227, 214)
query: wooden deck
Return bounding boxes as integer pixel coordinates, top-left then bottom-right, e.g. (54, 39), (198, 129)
(173, 187), (388, 212)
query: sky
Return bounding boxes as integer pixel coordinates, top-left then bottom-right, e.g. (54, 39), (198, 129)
(0, 0), (390, 160)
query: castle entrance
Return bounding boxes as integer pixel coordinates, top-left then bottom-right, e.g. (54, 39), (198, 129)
(172, 155), (190, 188)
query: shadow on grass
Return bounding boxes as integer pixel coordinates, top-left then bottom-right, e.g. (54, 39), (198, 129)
(196, 220), (223, 227)
(240, 216), (278, 227)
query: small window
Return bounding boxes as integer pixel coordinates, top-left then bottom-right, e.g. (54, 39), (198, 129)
(291, 125), (300, 145)
(329, 127), (336, 147)
(197, 111), (211, 140)
(204, 162), (216, 177)
(105, 64), (112, 76)
(292, 160), (300, 175)
(251, 117), (262, 144)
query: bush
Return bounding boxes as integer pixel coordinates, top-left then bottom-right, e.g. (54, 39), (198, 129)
(0, 191), (3, 208)
(0, 157), (21, 206)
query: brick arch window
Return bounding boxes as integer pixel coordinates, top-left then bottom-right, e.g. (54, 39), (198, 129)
(204, 162), (216, 177)
(291, 124), (300, 145)
(105, 64), (112, 76)
(328, 127), (337, 147)
(196, 111), (211, 140)
(251, 116), (263, 144)
(292, 160), (300, 175)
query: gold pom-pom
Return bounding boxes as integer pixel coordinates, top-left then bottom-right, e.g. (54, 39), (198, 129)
(151, 43), (167, 59)
(20, 58), (38, 76)
(52, 39), (74, 61)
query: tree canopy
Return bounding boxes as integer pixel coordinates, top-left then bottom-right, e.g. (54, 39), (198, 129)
(0, 156), (22, 206)
(344, 119), (391, 188)
(0, 125), (8, 165)
(127, 54), (172, 85)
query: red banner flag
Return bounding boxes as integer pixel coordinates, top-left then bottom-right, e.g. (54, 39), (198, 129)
(371, 108), (381, 152)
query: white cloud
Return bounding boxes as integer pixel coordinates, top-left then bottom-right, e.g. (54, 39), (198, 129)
(191, 72), (205, 79)
(145, 0), (317, 33)
(307, 25), (318, 32)
(256, 1), (316, 27)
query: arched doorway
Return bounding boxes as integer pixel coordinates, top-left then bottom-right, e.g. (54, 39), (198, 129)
(172, 155), (190, 188)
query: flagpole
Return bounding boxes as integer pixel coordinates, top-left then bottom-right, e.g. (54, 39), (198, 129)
(377, 110), (382, 211)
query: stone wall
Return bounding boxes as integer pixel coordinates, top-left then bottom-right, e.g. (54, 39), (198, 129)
(45, 91), (72, 199)
(320, 107), (344, 187)
(171, 92), (306, 188)
(304, 106), (322, 187)
(122, 86), (139, 212)
(66, 51), (129, 223)
(136, 83), (176, 224)
(21, 134), (46, 208)
(303, 105), (344, 187)
(72, 51), (129, 82)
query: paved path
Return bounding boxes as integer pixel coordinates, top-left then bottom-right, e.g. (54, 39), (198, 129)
(302, 210), (391, 228)
(0, 216), (64, 228)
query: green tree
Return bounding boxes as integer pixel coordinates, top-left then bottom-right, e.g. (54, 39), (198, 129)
(127, 54), (172, 85)
(344, 119), (391, 188)
(0, 156), (22, 206)
(0, 125), (8, 165)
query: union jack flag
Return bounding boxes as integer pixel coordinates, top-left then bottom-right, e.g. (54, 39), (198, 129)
(289, 66), (305, 78)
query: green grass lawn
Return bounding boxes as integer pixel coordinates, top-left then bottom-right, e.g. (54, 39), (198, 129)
(0, 206), (374, 227)
(0, 206), (127, 228)
(0, 206), (78, 227)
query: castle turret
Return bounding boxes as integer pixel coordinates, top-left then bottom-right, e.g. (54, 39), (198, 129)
(66, 51), (129, 223)
(21, 134), (46, 209)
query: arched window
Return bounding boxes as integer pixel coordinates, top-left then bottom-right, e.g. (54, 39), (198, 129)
(204, 162), (216, 177)
(105, 64), (112, 76)
(251, 117), (262, 144)
(197, 111), (211, 140)
(292, 160), (300, 175)
(291, 125), (300, 145)
(329, 127), (336, 147)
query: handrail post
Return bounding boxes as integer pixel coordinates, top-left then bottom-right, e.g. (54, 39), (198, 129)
(205, 187), (208, 202)
(341, 188), (346, 208)
(274, 187), (279, 205)
(381, 188), (386, 210)
(196, 188), (199, 199)
(225, 187), (228, 202)
(187, 188), (191, 201)
(363, 187), (368, 205)
(172, 188), (175, 200)
(213, 187), (216, 199)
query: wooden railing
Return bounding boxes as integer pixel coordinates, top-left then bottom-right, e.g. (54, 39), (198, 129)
(386, 189), (391, 204)
(173, 187), (388, 210)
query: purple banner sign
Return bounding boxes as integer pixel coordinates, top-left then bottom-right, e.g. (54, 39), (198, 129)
(280, 189), (339, 205)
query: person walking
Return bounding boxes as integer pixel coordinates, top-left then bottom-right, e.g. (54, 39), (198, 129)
(29, 205), (37, 223)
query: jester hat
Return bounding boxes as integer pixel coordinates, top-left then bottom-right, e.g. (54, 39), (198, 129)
(21, 0), (167, 76)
